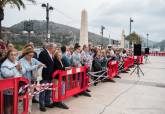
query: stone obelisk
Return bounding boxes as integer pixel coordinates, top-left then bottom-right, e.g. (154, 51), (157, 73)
(120, 30), (125, 48)
(80, 9), (88, 47)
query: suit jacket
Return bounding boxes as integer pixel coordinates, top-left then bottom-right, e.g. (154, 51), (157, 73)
(38, 49), (54, 81)
(54, 58), (65, 71)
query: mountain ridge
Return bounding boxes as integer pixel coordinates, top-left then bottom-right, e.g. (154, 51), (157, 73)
(2, 20), (159, 49)
(6, 20), (110, 46)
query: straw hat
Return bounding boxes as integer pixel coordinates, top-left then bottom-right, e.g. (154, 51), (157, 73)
(22, 47), (35, 56)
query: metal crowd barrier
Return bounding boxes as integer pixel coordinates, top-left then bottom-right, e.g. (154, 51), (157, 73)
(149, 52), (165, 56)
(128, 56), (134, 67)
(138, 56), (143, 64)
(107, 60), (119, 79)
(134, 56), (143, 64)
(0, 77), (29, 114)
(52, 66), (89, 103)
(123, 58), (129, 71)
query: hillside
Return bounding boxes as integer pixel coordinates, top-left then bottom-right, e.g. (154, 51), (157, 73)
(5, 20), (109, 46)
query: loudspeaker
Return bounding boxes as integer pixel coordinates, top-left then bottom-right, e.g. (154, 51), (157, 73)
(134, 44), (141, 56)
(145, 48), (149, 54)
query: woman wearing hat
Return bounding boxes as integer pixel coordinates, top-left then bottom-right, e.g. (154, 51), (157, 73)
(19, 43), (38, 60)
(19, 47), (45, 114)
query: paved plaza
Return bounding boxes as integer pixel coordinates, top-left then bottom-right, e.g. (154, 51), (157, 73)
(33, 56), (165, 114)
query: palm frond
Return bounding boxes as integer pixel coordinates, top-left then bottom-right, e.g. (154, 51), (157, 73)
(18, 0), (25, 8)
(26, 0), (36, 4)
(7, 0), (22, 10)
(0, 0), (7, 7)
(1, 0), (36, 9)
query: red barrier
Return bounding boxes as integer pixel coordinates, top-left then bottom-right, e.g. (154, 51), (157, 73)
(52, 66), (89, 102)
(149, 52), (165, 56)
(128, 56), (134, 67)
(123, 58), (129, 71)
(135, 56), (143, 64)
(107, 60), (119, 79)
(149, 53), (153, 56)
(0, 77), (29, 114)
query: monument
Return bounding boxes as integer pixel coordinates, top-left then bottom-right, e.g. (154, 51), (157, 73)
(80, 9), (88, 47)
(120, 30), (125, 48)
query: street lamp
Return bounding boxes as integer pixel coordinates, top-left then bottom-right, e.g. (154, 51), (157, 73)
(42, 3), (53, 42)
(147, 33), (149, 48)
(130, 17), (133, 34)
(129, 17), (134, 48)
(101, 25), (105, 49)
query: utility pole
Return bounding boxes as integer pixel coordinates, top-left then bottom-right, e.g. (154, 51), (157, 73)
(42, 3), (53, 42)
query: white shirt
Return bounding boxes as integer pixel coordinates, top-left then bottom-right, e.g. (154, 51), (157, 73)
(46, 49), (53, 61)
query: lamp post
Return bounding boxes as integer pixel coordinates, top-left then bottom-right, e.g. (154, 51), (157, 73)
(42, 3), (53, 42)
(129, 17), (134, 48)
(101, 25), (105, 49)
(147, 33), (149, 48)
(130, 17), (133, 34)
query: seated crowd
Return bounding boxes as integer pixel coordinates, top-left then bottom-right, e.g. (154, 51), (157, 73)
(0, 41), (133, 114)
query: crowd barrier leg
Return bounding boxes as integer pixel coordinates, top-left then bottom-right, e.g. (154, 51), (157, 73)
(13, 80), (18, 114)
(0, 92), (2, 114)
(23, 92), (29, 113)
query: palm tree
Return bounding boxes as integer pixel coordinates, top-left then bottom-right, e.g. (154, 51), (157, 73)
(126, 32), (142, 48)
(0, 0), (36, 39)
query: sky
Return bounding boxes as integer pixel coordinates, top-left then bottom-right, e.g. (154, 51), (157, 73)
(2, 0), (165, 42)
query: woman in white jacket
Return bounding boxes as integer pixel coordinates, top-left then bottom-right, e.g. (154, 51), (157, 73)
(1, 48), (25, 114)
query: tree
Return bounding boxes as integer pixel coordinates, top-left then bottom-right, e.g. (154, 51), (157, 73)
(126, 32), (142, 48)
(0, 0), (36, 39)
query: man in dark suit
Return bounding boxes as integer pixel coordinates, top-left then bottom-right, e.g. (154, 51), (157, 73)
(38, 43), (56, 112)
